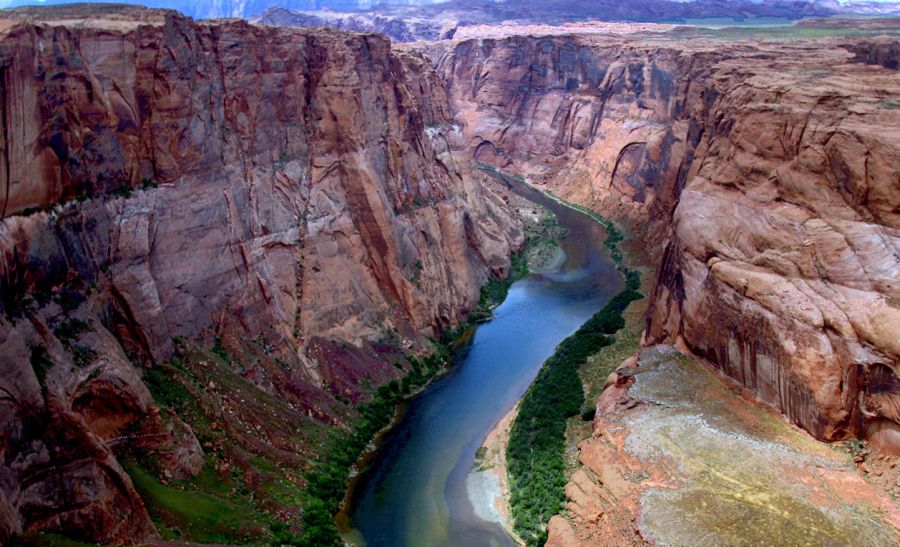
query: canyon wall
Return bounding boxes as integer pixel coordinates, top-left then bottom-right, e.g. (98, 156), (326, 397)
(424, 34), (719, 243)
(0, 8), (521, 542)
(428, 31), (900, 451)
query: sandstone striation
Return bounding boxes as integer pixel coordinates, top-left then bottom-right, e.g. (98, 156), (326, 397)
(0, 7), (521, 542)
(1, 7), (899, 544)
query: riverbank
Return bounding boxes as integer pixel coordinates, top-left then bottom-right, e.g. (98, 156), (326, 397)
(471, 167), (645, 546)
(344, 168), (622, 545)
(469, 403), (522, 545)
(469, 181), (566, 323)
(333, 173), (578, 545)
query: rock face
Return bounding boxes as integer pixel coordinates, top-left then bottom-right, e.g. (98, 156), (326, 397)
(0, 0), (845, 25)
(426, 33), (708, 242)
(647, 43), (900, 451)
(428, 28), (900, 451)
(0, 7), (520, 542)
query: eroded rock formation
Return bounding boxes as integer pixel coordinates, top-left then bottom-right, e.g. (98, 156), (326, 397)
(547, 346), (899, 546)
(0, 7), (521, 542)
(425, 28), (899, 451)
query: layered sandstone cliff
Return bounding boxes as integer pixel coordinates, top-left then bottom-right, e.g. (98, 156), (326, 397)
(0, 7), (521, 542)
(424, 27), (899, 451)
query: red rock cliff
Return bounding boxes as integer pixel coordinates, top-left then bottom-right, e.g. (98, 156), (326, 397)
(428, 30), (899, 451)
(0, 8), (521, 542)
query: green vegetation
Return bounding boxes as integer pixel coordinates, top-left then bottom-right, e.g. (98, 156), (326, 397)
(299, 350), (449, 545)
(470, 250), (529, 322)
(507, 202), (642, 546)
(53, 317), (97, 368)
(111, 184), (133, 198)
(506, 288), (641, 545)
(125, 462), (269, 543)
(134, 350), (313, 545)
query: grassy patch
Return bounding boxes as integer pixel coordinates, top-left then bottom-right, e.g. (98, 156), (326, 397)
(125, 461), (269, 543)
(133, 349), (315, 545)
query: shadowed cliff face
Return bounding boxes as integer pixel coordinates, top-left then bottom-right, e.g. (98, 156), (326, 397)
(428, 32), (900, 452)
(0, 10), (521, 542)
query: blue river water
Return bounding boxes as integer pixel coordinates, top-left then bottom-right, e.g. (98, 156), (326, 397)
(343, 175), (623, 546)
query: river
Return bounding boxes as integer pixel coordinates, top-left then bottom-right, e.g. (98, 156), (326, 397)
(342, 174), (623, 546)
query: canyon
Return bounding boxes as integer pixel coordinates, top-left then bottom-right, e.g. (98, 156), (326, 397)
(0, 0), (875, 28)
(423, 23), (900, 451)
(0, 6), (521, 543)
(0, 4), (897, 546)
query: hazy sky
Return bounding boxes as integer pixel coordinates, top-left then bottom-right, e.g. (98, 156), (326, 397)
(0, 0), (898, 10)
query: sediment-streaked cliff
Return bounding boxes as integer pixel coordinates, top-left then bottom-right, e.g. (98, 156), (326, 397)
(0, 7), (521, 542)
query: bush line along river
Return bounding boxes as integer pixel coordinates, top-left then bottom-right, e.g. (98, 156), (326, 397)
(311, 171), (634, 546)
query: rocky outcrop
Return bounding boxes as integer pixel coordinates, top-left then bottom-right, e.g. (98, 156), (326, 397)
(546, 346), (899, 546)
(0, 7), (521, 542)
(427, 28), (900, 451)
(645, 39), (900, 451)
(845, 40), (900, 69)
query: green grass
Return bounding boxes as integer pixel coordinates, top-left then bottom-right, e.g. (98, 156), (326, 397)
(133, 350), (313, 545)
(125, 462), (269, 543)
